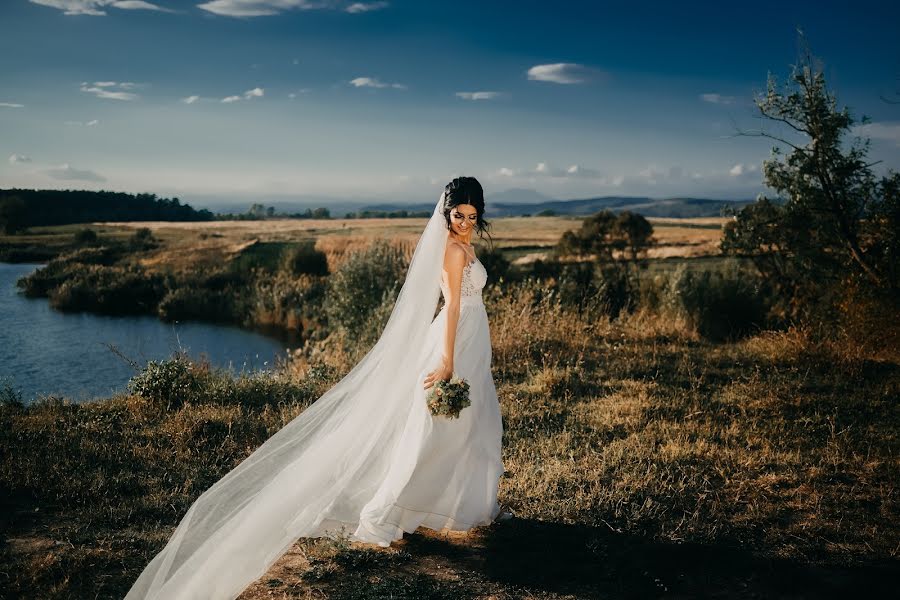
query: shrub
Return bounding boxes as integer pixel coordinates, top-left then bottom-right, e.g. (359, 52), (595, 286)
(49, 264), (166, 314)
(127, 354), (326, 411)
(540, 260), (638, 317)
(128, 227), (159, 251)
(661, 261), (769, 341)
(477, 244), (510, 283)
(0, 377), (24, 410)
(250, 271), (327, 336)
(127, 354), (200, 411)
(158, 286), (240, 323)
(325, 239), (408, 337)
(15, 246), (124, 297)
(280, 241), (329, 277)
(74, 228), (98, 245)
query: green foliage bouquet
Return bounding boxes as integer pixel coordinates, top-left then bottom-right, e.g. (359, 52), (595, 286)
(425, 374), (471, 419)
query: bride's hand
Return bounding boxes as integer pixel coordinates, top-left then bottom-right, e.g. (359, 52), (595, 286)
(423, 359), (453, 390)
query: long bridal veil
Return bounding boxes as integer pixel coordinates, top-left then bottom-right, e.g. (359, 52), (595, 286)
(125, 193), (451, 600)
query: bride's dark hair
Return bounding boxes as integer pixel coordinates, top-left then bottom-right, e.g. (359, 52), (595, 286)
(442, 176), (494, 247)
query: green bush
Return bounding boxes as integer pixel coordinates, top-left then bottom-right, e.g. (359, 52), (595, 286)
(128, 227), (159, 251)
(660, 261), (769, 341)
(158, 286), (240, 323)
(280, 241), (329, 277)
(0, 376), (24, 410)
(325, 239), (408, 337)
(74, 228), (98, 245)
(537, 259), (638, 317)
(127, 354), (200, 411)
(15, 246), (124, 297)
(477, 244), (510, 283)
(250, 271), (327, 336)
(127, 354), (330, 411)
(49, 264), (166, 314)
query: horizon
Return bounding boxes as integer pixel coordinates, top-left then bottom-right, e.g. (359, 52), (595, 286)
(2, 0), (899, 206)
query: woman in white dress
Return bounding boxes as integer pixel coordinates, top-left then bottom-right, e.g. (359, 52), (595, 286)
(125, 176), (507, 600)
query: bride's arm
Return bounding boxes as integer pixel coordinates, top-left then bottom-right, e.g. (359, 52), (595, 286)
(423, 243), (467, 389)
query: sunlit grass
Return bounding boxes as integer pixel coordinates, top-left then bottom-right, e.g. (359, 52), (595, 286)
(1, 274), (896, 598)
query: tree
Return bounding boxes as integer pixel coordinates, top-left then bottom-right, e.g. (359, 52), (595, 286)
(553, 209), (655, 316)
(556, 209), (654, 262)
(723, 35), (900, 332)
(0, 195), (27, 234)
(248, 203), (267, 218)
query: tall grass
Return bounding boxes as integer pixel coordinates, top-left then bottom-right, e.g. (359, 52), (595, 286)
(1, 247), (897, 598)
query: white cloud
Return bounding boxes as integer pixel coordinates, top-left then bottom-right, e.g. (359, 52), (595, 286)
(112, 0), (175, 11)
(349, 77), (406, 89)
(526, 63), (597, 84)
(0, 102), (25, 108)
(345, 1), (389, 13)
(197, 0), (335, 18)
(700, 93), (735, 104)
(729, 163), (758, 177)
(220, 87), (265, 103)
(29, 0), (173, 15)
(455, 91), (501, 101)
(638, 165), (665, 183)
(854, 121), (900, 146)
(80, 81), (141, 101)
(64, 119), (100, 126)
(500, 162), (607, 180)
(9, 154), (32, 164)
(182, 95), (200, 104)
(41, 163), (106, 182)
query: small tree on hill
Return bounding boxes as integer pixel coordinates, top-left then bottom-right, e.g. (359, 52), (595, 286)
(723, 35), (899, 347)
(553, 209), (654, 315)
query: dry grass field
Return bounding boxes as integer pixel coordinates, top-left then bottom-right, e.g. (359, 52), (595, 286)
(90, 215), (728, 272)
(2, 277), (897, 599)
(2, 214), (895, 598)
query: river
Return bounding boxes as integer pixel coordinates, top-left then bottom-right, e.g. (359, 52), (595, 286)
(0, 262), (288, 405)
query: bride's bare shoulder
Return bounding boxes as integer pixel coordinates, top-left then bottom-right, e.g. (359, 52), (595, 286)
(443, 240), (468, 271)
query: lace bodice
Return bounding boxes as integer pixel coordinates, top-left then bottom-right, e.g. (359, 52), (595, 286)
(440, 257), (487, 304)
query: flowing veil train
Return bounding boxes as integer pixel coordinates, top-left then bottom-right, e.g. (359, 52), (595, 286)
(126, 192), (457, 599)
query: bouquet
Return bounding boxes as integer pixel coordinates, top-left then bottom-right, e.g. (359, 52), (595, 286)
(426, 374), (471, 419)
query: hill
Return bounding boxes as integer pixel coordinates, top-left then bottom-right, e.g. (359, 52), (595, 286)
(359, 196), (754, 219)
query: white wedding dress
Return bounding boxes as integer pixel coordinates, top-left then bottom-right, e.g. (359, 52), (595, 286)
(347, 253), (505, 546)
(125, 193), (505, 600)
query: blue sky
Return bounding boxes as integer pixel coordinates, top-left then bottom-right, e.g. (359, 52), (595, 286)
(2, 0), (899, 207)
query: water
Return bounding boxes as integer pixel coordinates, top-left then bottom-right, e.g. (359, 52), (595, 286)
(0, 262), (289, 405)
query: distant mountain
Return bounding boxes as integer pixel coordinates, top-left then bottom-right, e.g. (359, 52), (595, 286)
(184, 194), (375, 217)
(182, 190), (754, 219)
(487, 188), (555, 205)
(358, 195), (754, 219)
(488, 196), (755, 218)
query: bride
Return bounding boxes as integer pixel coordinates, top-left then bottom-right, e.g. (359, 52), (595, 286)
(125, 176), (508, 599)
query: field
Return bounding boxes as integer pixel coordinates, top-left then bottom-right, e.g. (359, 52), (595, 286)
(1, 213), (897, 598)
(85, 215), (729, 271)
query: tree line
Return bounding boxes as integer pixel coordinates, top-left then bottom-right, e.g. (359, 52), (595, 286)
(0, 189), (214, 233)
